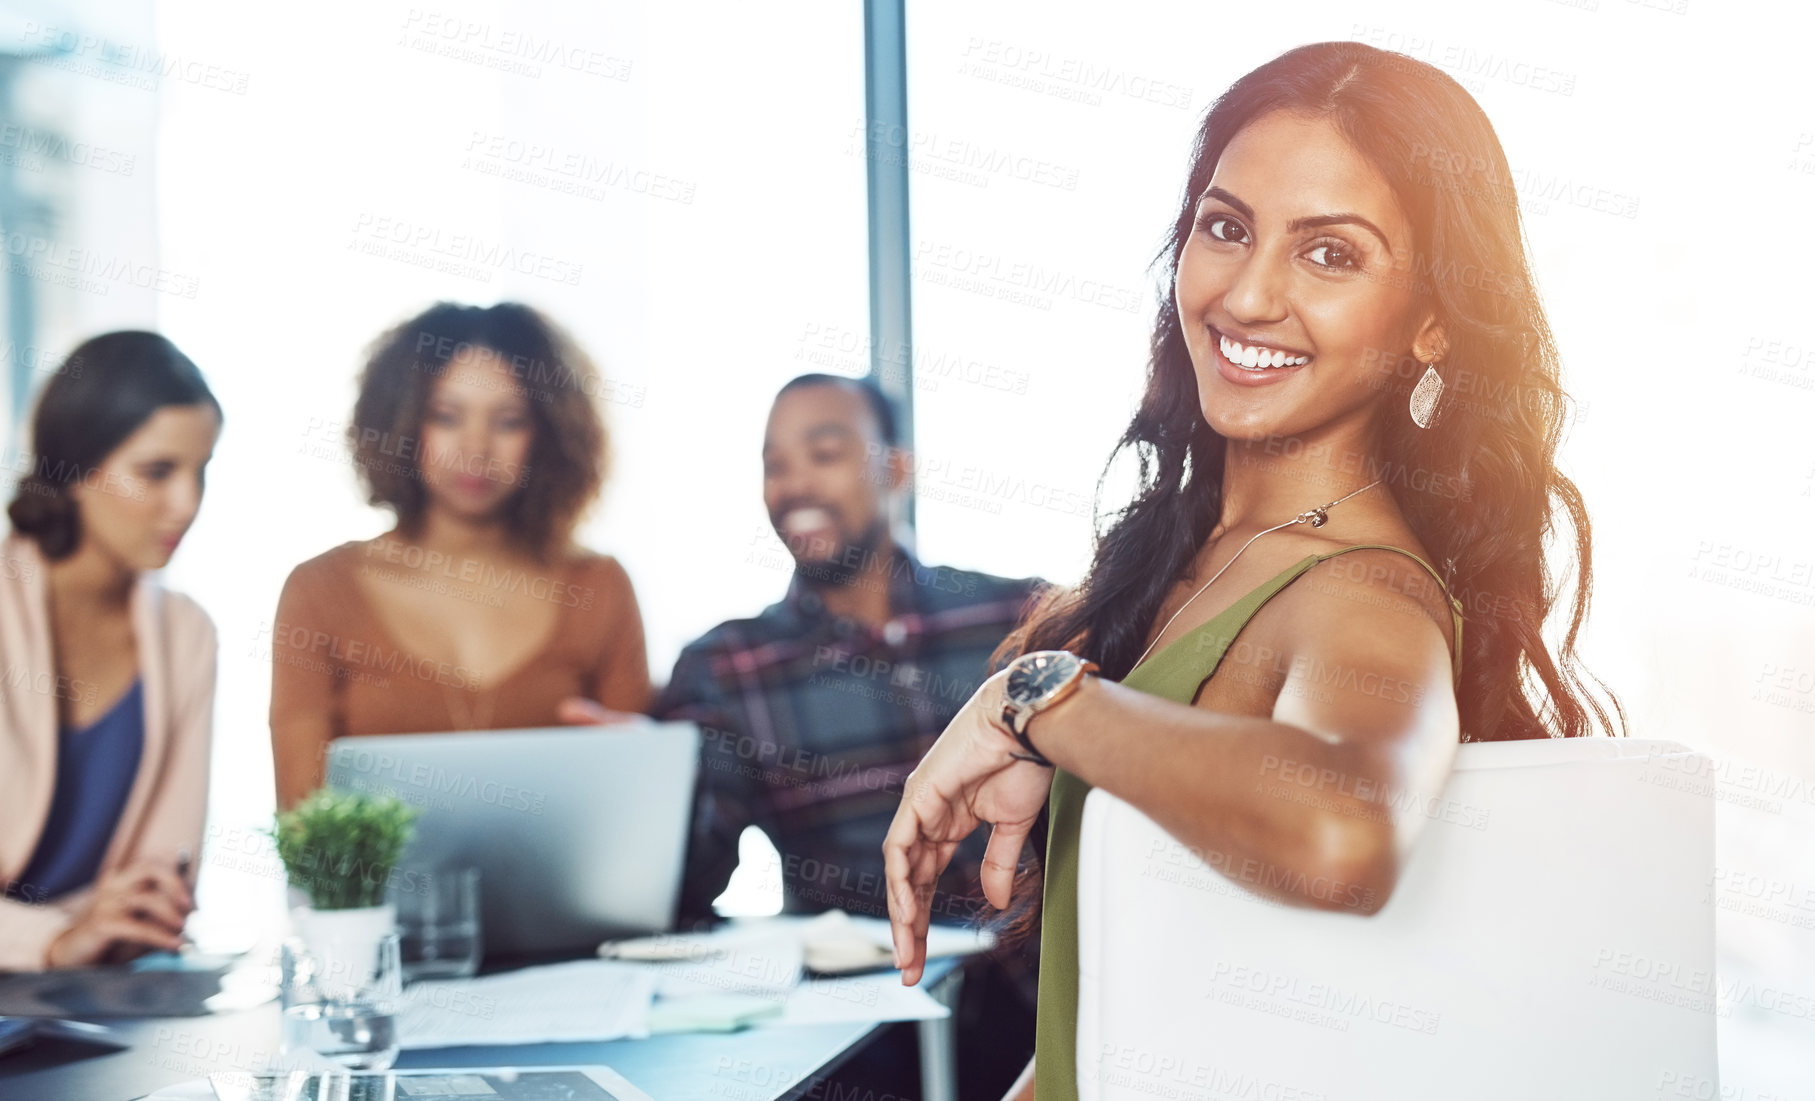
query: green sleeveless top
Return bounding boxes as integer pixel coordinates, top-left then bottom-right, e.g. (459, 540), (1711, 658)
(1031, 544), (1466, 1101)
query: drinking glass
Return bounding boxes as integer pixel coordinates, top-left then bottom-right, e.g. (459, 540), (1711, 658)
(280, 931), (402, 1071)
(393, 866), (482, 980)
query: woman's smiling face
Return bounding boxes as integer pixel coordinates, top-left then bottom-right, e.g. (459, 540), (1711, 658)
(1175, 108), (1445, 442)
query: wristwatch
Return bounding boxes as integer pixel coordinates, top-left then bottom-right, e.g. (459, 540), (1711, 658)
(998, 650), (1099, 767)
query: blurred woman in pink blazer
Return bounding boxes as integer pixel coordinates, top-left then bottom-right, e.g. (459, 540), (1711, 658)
(1, 332), (220, 971)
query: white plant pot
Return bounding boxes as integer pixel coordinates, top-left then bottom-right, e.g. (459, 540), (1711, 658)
(291, 903), (396, 995)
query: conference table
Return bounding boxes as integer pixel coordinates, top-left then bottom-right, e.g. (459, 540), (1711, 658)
(0, 956), (962, 1101)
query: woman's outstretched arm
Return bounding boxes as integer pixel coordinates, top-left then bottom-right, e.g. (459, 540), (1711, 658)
(886, 558), (1460, 984)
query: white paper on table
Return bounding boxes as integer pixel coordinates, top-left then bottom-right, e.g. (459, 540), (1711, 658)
(799, 910), (997, 973)
(759, 971), (951, 1027)
(638, 924), (805, 1000)
(599, 912), (995, 979)
(582, 912), (979, 1035)
(396, 960), (657, 1049)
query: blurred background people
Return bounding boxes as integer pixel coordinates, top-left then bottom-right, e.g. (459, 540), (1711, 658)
(650, 372), (1045, 1096)
(1, 332), (221, 970)
(269, 302), (648, 808)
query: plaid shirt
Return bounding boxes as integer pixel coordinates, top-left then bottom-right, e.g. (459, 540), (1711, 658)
(651, 547), (1045, 930)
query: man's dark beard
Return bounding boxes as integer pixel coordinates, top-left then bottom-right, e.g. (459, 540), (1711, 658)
(789, 515), (890, 592)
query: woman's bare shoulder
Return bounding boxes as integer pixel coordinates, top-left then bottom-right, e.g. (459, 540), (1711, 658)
(1281, 541), (1459, 663)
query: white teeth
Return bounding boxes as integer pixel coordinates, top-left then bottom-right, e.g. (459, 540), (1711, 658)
(782, 507), (832, 534)
(1219, 333), (1310, 369)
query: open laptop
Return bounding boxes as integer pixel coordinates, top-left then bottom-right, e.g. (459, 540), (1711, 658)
(324, 722), (700, 957)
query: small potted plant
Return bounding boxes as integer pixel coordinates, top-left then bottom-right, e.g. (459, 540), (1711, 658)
(269, 788), (419, 978)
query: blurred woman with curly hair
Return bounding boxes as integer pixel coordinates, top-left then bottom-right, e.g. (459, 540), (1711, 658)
(270, 302), (648, 807)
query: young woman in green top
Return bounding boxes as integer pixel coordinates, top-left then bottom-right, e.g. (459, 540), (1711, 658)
(883, 41), (1623, 1101)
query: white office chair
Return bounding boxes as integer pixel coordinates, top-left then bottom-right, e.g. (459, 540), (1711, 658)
(1075, 738), (1717, 1100)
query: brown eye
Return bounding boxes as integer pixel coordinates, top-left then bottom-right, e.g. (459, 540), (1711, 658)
(1306, 241), (1359, 272)
(1197, 212), (1248, 245)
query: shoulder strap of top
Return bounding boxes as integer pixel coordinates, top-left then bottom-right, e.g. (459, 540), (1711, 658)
(1123, 555), (1326, 701)
(1312, 543), (1465, 686)
(1125, 544), (1465, 702)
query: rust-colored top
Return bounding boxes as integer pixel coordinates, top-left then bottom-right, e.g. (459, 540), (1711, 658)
(268, 539), (649, 752)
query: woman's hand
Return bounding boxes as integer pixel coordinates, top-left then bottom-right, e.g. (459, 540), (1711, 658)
(45, 859), (194, 968)
(883, 670), (1053, 986)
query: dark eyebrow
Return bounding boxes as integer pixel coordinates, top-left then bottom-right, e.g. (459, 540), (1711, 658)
(805, 424), (857, 444)
(763, 423), (857, 456)
(1200, 186), (1393, 251)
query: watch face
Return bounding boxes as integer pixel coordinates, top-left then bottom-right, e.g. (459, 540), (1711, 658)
(1007, 651), (1081, 706)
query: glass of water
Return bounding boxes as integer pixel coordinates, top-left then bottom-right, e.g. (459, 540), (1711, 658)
(280, 931), (402, 1071)
(394, 866), (482, 980)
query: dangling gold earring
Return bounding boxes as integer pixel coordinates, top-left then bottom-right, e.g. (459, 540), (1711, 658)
(1410, 359), (1445, 429)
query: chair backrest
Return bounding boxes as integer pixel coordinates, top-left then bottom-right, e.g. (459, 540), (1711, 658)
(1075, 738), (1717, 1101)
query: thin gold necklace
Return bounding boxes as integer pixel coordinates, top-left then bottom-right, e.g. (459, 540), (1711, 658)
(1133, 478), (1385, 670)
